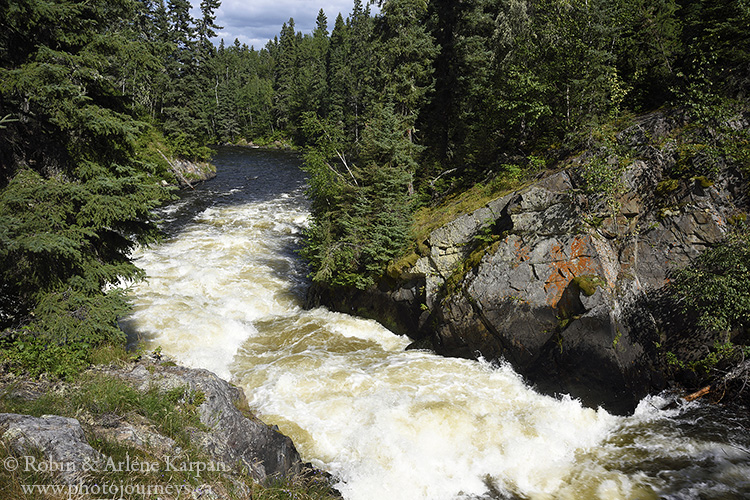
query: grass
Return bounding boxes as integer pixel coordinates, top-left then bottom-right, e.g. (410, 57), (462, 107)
(0, 368), (340, 499)
(0, 372), (205, 444)
(413, 173), (529, 245)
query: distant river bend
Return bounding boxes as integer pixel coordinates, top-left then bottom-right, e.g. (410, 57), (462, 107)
(122, 147), (750, 500)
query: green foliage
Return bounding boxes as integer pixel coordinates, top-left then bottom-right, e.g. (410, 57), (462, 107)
(302, 162), (414, 289)
(662, 341), (750, 376)
(659, 225), (750, 383)
(168, 131), (214, 160)
(2, 0), (750, 374)
(1, 372), (206, 444)
(580, 155), (626, 215)
(374, 0), (439, 138)
(0, 0), (171, 379)
(1, 289), (130, 379)
(689, 341), (749, 375)
(680, 0), (750, 98)
(0, 166), (163, 328)
(300, 111), (415, 289)
(667, 227), (750, 335)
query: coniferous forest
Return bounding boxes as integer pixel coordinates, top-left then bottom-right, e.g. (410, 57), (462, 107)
(1, 0), (749, 377)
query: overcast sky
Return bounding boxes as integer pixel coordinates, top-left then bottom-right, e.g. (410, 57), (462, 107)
(192, 0), (380, 50)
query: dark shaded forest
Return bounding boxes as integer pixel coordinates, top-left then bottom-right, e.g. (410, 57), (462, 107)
(1, 0), (749, 377)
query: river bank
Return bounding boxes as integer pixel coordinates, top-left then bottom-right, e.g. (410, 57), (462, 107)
(3, 144), (748, 499)
(309, 109), (750, 415)
(0, 354), (338, 499)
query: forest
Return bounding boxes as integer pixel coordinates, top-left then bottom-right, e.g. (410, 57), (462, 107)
(1, 0), (749, 377)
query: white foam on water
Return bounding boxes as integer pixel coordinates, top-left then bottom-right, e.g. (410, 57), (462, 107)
(125, 179), (750, 500)
(231, 310), (623, 500)
(122, 198), (307, 379)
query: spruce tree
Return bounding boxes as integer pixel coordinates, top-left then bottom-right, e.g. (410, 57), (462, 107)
(326, 13), (350, 132)
(0, 0), (169, 377)
(273, 19), (300, 137)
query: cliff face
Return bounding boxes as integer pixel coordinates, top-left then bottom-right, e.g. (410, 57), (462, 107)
(310, 110), (749, 415)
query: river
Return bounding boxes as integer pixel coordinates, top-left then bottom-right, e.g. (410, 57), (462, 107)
(122, 147), (750, 500)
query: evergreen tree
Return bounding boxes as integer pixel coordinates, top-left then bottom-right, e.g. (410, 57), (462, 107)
(273, 19), (300, 136)
(0, 0), (169, 376)
(609, 0), (681, 108)
(196, 0), (222, 57)
(308, 10), (330, 116)
(422, 0), (498, 174)
(346, 0), (376, 143)
(326, 13), (350, 132)
(300, 110), (413, 289)
(374, 0), (439, 144)
(161, 0), (211, 151)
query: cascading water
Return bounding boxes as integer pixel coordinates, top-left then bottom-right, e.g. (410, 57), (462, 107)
(122, 147), (750, 500)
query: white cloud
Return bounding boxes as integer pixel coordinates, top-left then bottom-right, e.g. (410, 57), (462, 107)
(192, 0), (380, 50)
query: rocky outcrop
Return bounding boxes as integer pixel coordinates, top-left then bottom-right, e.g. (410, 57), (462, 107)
(94, 361), (302, 481)
(0, 358), (307, 488)
(310, 110), (749, 414)
(0, 413), (101, 482)
(160, 156), (216, 188)
(170, 158), (216, 187)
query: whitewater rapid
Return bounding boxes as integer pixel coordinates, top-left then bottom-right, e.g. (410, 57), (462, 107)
(121, 147), (750, 500)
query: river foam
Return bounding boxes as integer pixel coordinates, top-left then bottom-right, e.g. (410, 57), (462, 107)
(122, 147), (750, 500)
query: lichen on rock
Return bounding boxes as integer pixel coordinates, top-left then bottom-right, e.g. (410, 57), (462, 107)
(309, 110), (750, 415)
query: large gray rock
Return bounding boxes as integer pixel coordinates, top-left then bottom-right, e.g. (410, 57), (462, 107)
(0, 413), (101, 483)
(97, 362), (303, 482)
(421, 113), (746, 413)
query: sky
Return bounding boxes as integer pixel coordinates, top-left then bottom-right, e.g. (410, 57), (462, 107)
(192, 0), (380, 50)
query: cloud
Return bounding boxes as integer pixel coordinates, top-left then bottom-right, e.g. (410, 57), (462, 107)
(193, 0), (379, 50)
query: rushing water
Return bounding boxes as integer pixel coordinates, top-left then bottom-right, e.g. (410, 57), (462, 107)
(122, 147), (750, 500)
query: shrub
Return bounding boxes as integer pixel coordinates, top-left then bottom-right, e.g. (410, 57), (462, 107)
(668, 226), (750, 336)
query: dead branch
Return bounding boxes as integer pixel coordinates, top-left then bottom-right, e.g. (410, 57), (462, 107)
(158, 149), (194, 189)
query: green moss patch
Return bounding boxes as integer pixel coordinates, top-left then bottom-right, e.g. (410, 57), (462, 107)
(571, 275), (605, 296)
(656, 178), (680, 196)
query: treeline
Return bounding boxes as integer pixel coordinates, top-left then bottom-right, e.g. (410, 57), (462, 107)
(267, 0), (750, 289)
(1, 0), (749, 376)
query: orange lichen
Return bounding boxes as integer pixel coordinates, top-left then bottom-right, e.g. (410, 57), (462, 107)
(509, 237), (530, 269)
(514, 238), (530, 263)
(542, 235), (601, 306)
